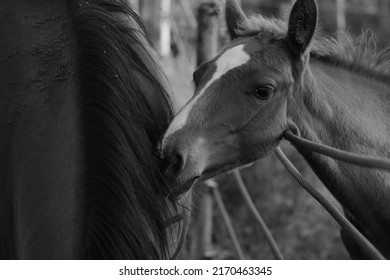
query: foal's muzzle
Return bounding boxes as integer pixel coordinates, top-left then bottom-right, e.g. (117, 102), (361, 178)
(159, 128), (241, 196)
(160, 144), (185, 180)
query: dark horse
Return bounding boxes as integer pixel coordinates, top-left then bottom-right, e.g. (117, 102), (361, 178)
(0, 0), (187, 259)
(161, 0), (390, 259)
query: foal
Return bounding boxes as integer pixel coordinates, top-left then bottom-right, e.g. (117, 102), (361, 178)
(161, 0), (390, 259)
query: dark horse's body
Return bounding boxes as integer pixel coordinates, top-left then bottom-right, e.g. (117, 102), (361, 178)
(0, 0), (184, 259)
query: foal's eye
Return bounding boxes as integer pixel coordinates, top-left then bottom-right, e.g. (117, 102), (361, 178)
(254, 86), (274, 100)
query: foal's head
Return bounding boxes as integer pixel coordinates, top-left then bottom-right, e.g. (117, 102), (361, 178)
(161, 0), (318, 194)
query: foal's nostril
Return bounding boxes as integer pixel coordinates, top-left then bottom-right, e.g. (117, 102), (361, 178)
(171, 152), (183, 174)
(161, 148), (184, 178)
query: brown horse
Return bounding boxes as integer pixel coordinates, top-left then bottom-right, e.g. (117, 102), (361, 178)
(160, 0), (390, 259)
(0, 0), (188, 259)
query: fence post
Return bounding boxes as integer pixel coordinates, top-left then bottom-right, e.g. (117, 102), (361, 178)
(139, 0), (171, 56)
(191, 183), (216, 259)
(160, 0), (172, 57)
(190, 2), (219, 260)
(196, 2), (219, 66)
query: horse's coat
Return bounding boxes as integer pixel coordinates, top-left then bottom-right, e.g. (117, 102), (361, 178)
(0, 0), (185, 259)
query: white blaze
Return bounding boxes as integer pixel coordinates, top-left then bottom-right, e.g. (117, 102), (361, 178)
(162, 44), (250, 147)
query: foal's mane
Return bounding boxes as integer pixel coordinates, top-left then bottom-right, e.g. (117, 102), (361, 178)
(71, 0), (176, 259)
(235, 10), (390, 79)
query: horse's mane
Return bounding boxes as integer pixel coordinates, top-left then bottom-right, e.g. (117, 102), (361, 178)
(235, 8), (390, 79)
(71, 0), (177, 259)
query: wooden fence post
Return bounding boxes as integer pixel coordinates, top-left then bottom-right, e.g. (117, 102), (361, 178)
(190, 2), (219, 260)
(139, 0), (171, 56)
(191, 183), (217, 259)
(196, 2), (219, 66)
(160, 0), (172, 57)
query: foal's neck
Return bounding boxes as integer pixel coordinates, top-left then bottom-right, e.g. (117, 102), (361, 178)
(288, 60), (390, 256)
(295, 61), (390, 148)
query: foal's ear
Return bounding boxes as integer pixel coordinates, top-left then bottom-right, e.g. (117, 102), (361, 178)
(286, 0), (318, 58)
(225, 0), (246, 40)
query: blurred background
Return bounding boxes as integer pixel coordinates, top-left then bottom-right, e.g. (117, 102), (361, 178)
(129, 0), (390, 259)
